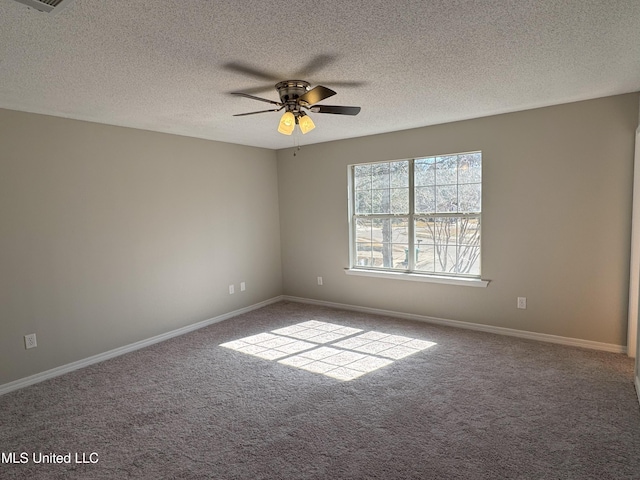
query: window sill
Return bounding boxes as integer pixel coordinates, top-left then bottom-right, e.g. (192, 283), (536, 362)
(344, 268), (490, 287)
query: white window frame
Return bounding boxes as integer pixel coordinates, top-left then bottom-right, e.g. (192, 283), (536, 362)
(347, 153), (488, 287)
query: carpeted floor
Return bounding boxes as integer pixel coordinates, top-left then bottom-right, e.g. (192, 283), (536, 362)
(1, 301), (639, 479)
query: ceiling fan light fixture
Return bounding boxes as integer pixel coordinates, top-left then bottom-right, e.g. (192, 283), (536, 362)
(232, 78), (360, 136)
(298, 113), (315, 134)
(277, 111), (295, 135)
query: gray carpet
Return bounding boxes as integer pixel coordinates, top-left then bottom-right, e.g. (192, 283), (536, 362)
(1, 301), (639, 479)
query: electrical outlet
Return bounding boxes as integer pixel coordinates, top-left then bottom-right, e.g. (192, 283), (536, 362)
(517, 297), (527, 309)
(24, 333), (37, 349)
(240, 282), (246, 292)
(317, 276), (323, 286)
(229, 284), (235, 295)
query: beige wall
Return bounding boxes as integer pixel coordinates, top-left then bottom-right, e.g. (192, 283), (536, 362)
(0, 109), (282, 385)
(277, 93), (639, 347)
(1, 93), (636, 387)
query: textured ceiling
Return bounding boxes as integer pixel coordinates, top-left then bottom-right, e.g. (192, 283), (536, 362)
(1, 0), (639, 150)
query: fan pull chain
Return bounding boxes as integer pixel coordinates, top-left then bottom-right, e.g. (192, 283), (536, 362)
(293, 129), (301, 156)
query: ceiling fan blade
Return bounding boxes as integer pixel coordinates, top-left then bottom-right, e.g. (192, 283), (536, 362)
(310, 105), (361, 115)
(318, 80), (367, 88)
(223, 62), (282, 81)
(231, 92), (282, 106)
(294, 54), (336, 77)
(229, 84), (275, 95)
(233, 108), (283, 117)
(298, 85), (336, 106)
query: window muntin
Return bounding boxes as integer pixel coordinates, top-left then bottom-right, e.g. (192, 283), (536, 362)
(350, 152), (482, 278)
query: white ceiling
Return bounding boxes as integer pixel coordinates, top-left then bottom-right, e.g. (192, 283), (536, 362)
(1, 0), (639, 150)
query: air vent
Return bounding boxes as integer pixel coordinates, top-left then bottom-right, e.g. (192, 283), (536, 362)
(12, 0), (75, 14)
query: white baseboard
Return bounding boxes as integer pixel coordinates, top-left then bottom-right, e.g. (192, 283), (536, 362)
(2, 294), (627, 396)
(283, 295), (627, 354)
(0, 296), (284, 396)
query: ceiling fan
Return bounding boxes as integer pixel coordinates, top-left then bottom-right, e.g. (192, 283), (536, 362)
(231, 80), (361, 135)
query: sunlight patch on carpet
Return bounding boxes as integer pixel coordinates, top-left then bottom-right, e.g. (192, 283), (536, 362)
(220, 320), (436, 381)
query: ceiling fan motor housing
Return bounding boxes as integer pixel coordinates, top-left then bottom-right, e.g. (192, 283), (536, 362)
(275, 80), (310, 113)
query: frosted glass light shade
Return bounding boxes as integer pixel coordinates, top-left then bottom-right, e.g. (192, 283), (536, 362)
(278, 112), (295, 135)
(298, 114), (315, 134)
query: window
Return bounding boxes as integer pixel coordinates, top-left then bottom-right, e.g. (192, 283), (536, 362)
(349, 152), (482, 278)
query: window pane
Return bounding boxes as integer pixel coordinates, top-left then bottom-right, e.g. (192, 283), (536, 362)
(356, 243), (373, 266)
(416, 217), (467, 273)
(390, 161), (409, 187)
(415, 244), (435, 272)
(363, 218), (408, 269)
(391, 188), (409, 214)
(372, 163), (390, 189)
(433, 218), (457, 273)
(371, 253), (384, 268)
(381, 218), (408, 269)
(371, 216), (385, 268)
(355, 190), (372, 214)
(415, 217), (435, 245)
(374, 218), (393, 268)
(372, 189), (390, 214)
(458, 183), (481, 213)
(435, 155), (458, 185)
(436, 185), (457, 213)
(356, 218), (372, 242)
(355, 219), (373, 267)
(455, 217), (481, 275)
(391, 218), (409, 243)
(415, 186), (435, 213)
(372, 218), (384, 243)
(434, 245), (457, 274)
(392, 244), (409, 269)
(457, 217), (480, 245)
(415, 157), (435, 186)
(456, 245), (480, 275)
(378, 243), (409, 269)
(414, 218), (481, 275)
(458, 153), (482, 184)
(354, 164), (372, 190)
